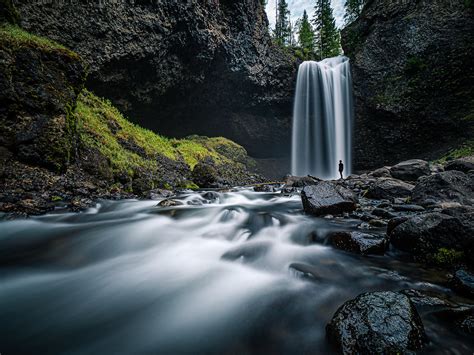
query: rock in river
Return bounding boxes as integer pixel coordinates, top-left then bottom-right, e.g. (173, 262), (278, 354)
(389, 212), (474, 257)
(411, 170), (474, 206)
(329, 231), (388, 255)
(450, 269), (474, 299)
(390, 159), (430, 182)
(301, 182), (357, 216)
(326, 291), (426, 354)
(365, 178), (414, 200)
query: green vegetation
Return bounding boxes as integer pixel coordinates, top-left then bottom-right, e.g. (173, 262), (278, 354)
(430, 248), (464, 267)
(0, 24), (78, 58)
(75, 90), (248, 179)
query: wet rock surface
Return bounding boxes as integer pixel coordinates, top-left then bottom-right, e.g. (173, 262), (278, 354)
(329, 231), (388, 255)
(365, 178), (414, 200)
(390, 159), (430, 182)
(301, 182), (357, 216)
(326, 291), (426, 354)
(450, 269), (474, 299)
(389, 212), (474, 257)
(412, 170), (474, 206)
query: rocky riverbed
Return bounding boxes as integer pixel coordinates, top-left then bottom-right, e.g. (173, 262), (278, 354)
(1, 156), (473, 354)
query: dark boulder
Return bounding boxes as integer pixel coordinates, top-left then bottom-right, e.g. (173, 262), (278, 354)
(387, 216), (409, 236)
(390, 159), (430, 182)
(389, 212), (474, 257)
(329, 231), (388, 255)
(411, 170), (474, 206)
(365, 178), (414, 200)
(370, 167), (391, 178)
(326, 291), (426, 354)
(445, 156), (474, 174)
(284, 175), (320, 188)
(301, 182), (357, 217)
(191, 160), (221, 189)
(450, 269), (474, 299)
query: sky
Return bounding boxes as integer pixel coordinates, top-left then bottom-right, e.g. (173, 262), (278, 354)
(265, 0), (346, 30)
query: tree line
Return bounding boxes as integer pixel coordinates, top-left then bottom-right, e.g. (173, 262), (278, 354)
(271, 0), (366, 60)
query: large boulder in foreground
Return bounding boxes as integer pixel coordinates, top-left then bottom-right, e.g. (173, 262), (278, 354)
(444, 156), (474, 174)
(326, 291), (426, 354)
(411, 170), (474, 206)
(390, 159), (430, 182)
(301, 182), (357, 216)
(389, 212), (474, 257)
(365, 178), (414, 200)
(329, 231), (388, 255)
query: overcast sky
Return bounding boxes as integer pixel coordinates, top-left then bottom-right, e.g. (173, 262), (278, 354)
(265, 0), (346, 30)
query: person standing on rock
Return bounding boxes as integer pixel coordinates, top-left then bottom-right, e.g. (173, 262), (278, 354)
(339, 160), (344, 179)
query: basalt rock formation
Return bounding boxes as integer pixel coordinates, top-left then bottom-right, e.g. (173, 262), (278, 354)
(14, 0), (296, 159)
(342, 0), (474, 169)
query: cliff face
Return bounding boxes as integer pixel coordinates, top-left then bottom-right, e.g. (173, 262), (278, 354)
(14, 0), (296, 159)
(0, 25), (86, 171)
(342, 0), (474, 169)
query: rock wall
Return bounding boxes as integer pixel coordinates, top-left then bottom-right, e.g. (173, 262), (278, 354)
(0, 26), (86, 172)
(342, 0), (474, 169)
(14, 0), (296, 159)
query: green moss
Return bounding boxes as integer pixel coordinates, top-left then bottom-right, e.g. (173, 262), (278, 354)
(430, 248), (464, 267)
(179, 181), (200, 190)
(51, 195), (63, 202)
(75, 90), (249, 186)
(0, 24), (78, 58)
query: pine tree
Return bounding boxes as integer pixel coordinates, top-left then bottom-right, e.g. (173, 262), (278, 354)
(298, 10), (315, 56)
(275, 0), (291, 46)
(312, 0), (341, 59)
(344, 0), (365, 25)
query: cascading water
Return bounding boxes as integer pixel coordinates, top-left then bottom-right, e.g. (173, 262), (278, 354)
(291, 56), (354, 179)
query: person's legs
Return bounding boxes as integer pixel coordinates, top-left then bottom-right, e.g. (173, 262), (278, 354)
(339, 171), (343, 179)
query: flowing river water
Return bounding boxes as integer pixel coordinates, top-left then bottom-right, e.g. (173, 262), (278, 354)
(1, 189), (473, 354)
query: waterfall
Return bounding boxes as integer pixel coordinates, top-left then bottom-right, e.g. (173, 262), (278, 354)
(291, 56), (354, 180)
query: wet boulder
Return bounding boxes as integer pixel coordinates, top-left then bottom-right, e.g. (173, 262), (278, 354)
(326, 291), (426, 354)
(301, 182), (357, 216)
(329, 231), (388, 255)
(411, 170), (474, 206)
(284, 175), (320, 188)
(450, 269), (474, 299)
(389, 212), (474, 257)
(387, 216), (409, 235)
(390, 159), (430, 182)
(444, 156), (474, 174)
(365, 178), (414, 200)
(370, 167), (391, 178)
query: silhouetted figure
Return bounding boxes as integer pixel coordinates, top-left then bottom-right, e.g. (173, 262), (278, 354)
(339, 160), (344, 179)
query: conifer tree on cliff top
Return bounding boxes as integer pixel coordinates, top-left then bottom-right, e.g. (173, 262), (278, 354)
(274, 0), (292, 46)
(297, 10), (315, 58)
(312, 0), (341, 59)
